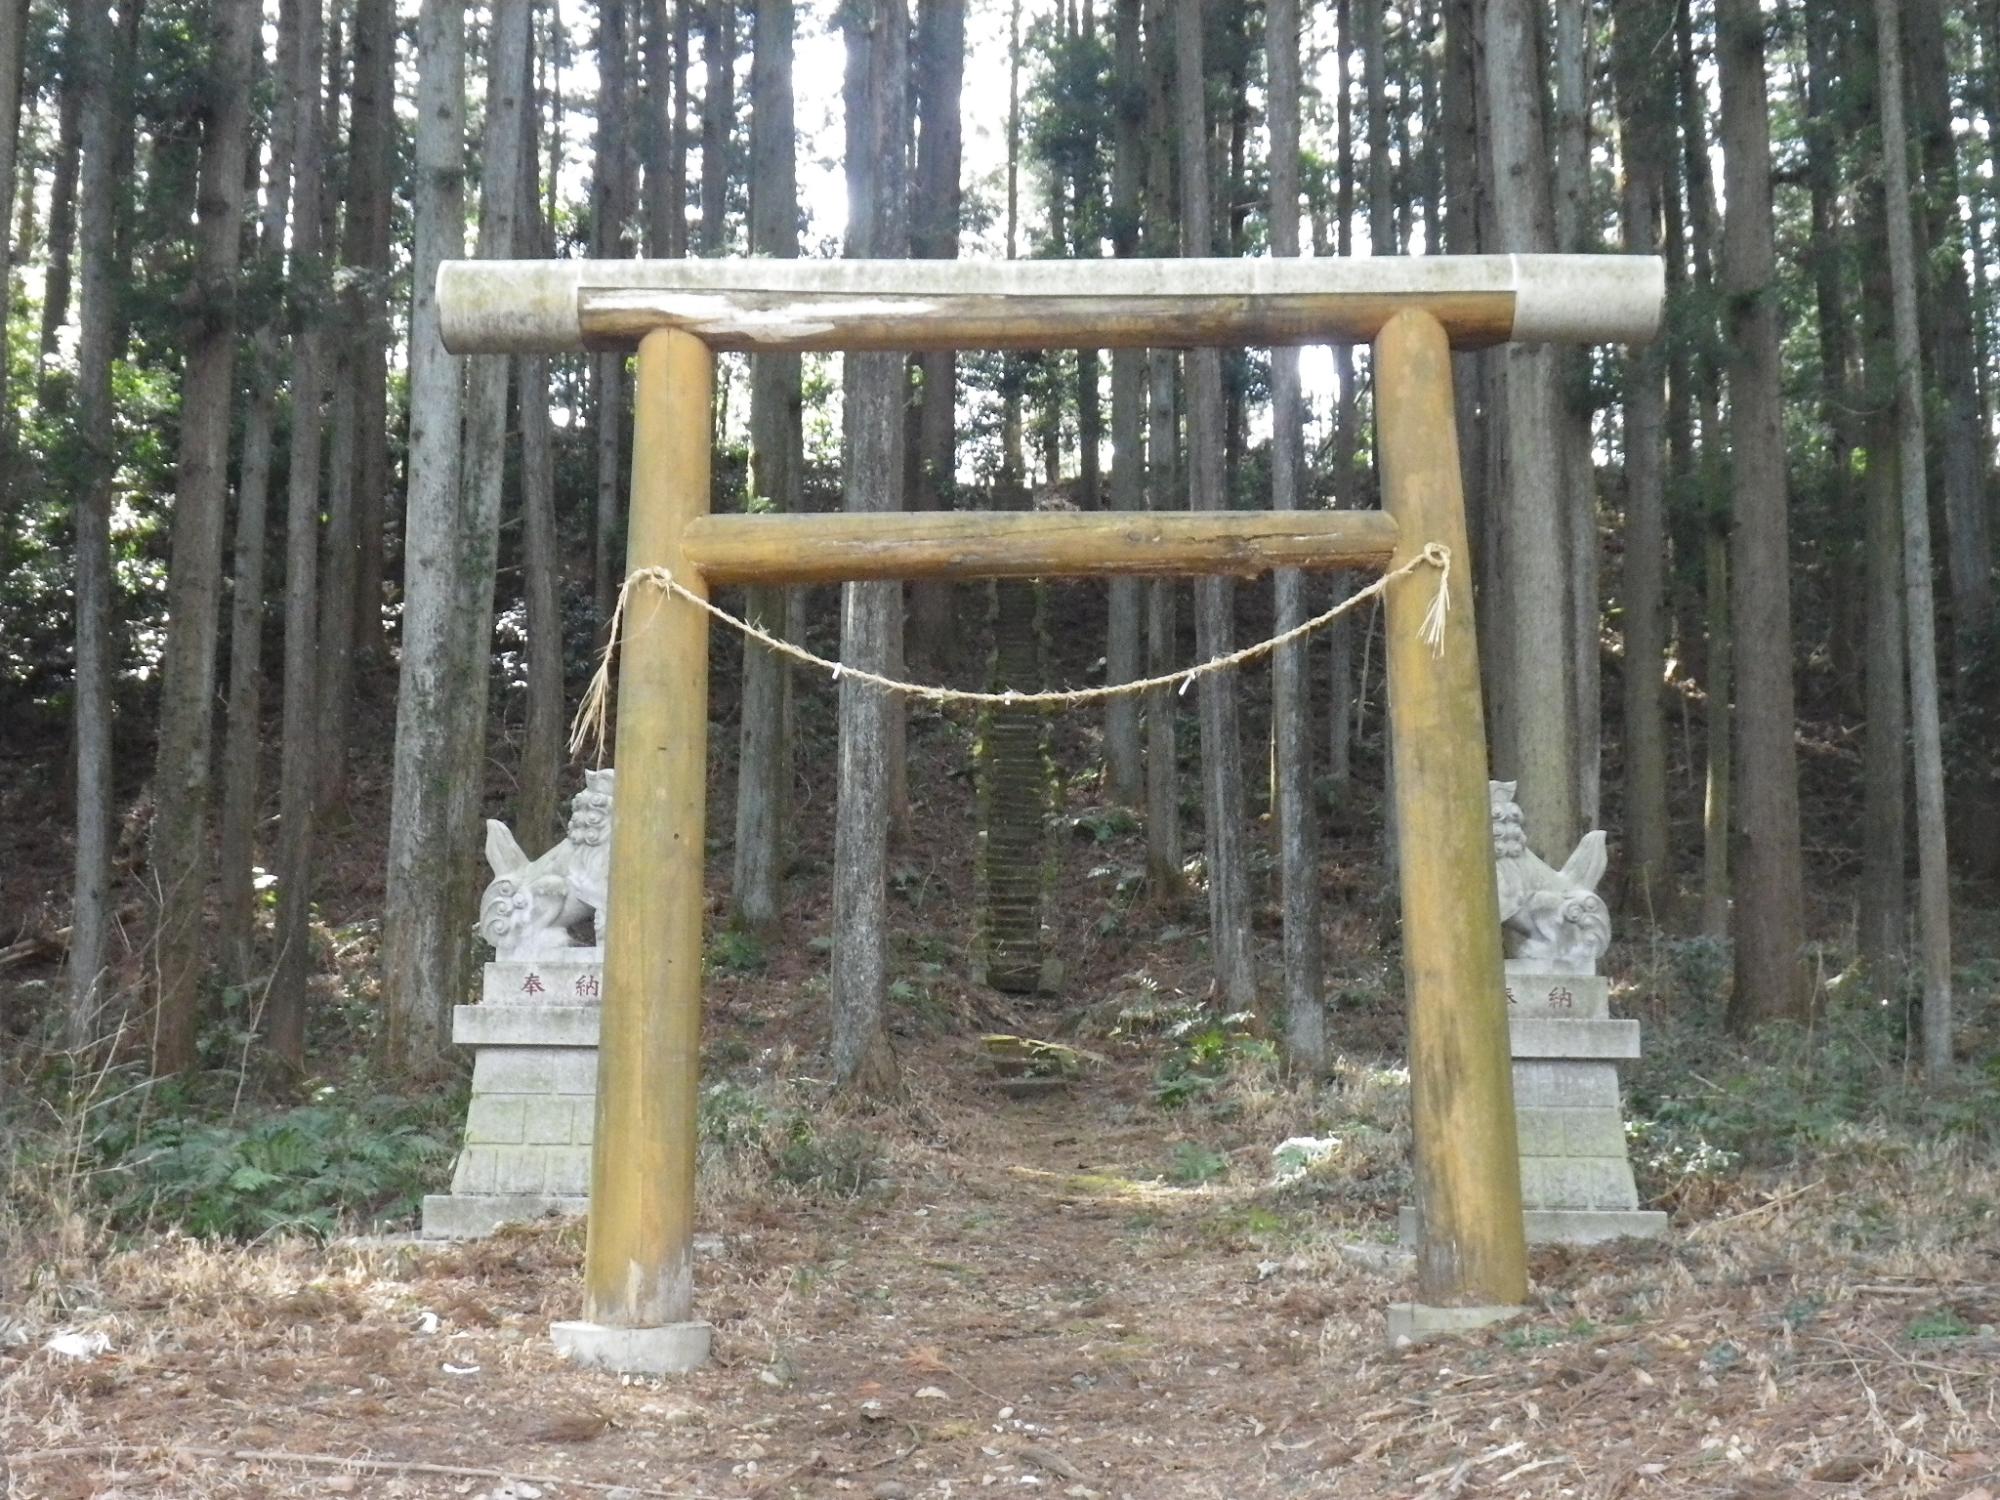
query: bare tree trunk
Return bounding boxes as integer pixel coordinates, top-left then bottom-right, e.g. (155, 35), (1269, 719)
(316, 0), (392, 802)
(1675, 0), (1730, 940)
(1441, 0), (1484, 551)
(1327, 0), (1357, 788)
(1140, 0), (1179, 896)
(382, 0), (466, 1075)
(310, 7), (354, 821)
(700, 0), (734, 253)
(348, 0), (391, 666)
(0, 0), (28, 490)
(908, 0), (964, 678)
(1903, 0), (1994, 668)
(1804, 2), (1861, 714)
(66, 0), (123, 1051)
(731, 0), (801, 935)
(269, 0), (328, 1069)
(514, 28), (565, 856)
(831, 0), (907, 1097)
(1612, 0), (1671, 915)
(1553, 0), (1599, 830)
(1174, 0), (1254, 1013)
(1104, 0), (1143, 807)
(1875, 0), (1954, 1074)
(593, 0), (631, 633)
(435, 0), (532, 1045)
(37, 71), (80, 380)
(1483, 0), (1577, 854)
(218, 0), (302, 988)
(145, 0), (256, 1073)
(1269, 0), (1320, 1072)
(1860, 411), (1907, 989)
(1717, 0), (1808, 1030)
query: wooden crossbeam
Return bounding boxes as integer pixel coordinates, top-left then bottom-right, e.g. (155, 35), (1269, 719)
(678, 509), (1401, 586)
(436, 254), (1664, 355)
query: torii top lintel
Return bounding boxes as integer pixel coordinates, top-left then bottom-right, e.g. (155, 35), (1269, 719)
(435, 253), (1664, 357)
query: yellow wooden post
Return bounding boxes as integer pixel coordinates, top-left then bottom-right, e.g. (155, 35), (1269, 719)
(1374, 308), (1529, 1329)
(552, 328), (715, 1374)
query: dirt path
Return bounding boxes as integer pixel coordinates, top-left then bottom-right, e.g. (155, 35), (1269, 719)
(5, 1051), (1997, 1498)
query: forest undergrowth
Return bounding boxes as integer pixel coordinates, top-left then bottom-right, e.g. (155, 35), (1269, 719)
(3, 589), (1999, 1496)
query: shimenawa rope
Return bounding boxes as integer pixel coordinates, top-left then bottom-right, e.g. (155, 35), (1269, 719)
(571, 541), (1453, 762)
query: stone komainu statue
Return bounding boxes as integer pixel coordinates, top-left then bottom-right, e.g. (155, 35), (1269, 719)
(477, 769), (614, 959)
(1490, 779), (1612, 973)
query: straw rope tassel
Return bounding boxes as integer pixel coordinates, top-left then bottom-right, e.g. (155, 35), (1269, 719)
(571, 542), (1454, 764)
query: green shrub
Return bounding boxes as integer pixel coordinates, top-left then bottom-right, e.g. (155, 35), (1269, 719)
(1151, 1007), (1269, 1109)
(1164, 1141), (1228, 1185)
(767, 1117), (885, 1197)
(90, 1095), (457, 1240)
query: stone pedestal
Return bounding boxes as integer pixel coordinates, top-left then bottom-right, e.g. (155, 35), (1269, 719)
(1401, 964), (1666, 1248)
(420, 960), (602, 1240)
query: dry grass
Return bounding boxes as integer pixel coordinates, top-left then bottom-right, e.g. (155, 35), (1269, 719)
(4, 1036), (1998, 1500)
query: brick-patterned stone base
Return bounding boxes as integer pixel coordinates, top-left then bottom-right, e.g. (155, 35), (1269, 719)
(420, 982), (601, 1240)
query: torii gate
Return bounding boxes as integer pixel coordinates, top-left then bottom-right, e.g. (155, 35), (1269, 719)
(438, 253), (1664, 1371)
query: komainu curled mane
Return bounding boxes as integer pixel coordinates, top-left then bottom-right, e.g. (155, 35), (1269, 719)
(476, 770), (615, 961)
(1490, 780), (1612, 973)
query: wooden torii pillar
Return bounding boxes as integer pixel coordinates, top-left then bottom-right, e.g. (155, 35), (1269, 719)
(438, 254), (1664, 1371)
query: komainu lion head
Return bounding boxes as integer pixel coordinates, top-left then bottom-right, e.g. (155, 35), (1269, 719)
(1490, 780), (1528, 860)
(567, 768), (615, 847)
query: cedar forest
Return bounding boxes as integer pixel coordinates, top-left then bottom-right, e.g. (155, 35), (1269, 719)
(3, 0), (2000, 1494)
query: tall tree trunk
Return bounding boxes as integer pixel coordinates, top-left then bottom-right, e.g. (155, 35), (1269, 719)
(1174, 0), (1254, 1013)
(700, 0), (734, 253)
(0, 0), (28, 491)
(1804, 1), (1862, 711)
(1612, 0), (1671, 914)
(831, 0), (908, 1097)
(1441, 0), (1485, 547)
(1717, 0), (1808, 1030)
(1140, 0), (1178, 896)
(1875, 0), (1955, 1074)
(217, 0), (302, 989)
(641, 0), (675, 256)
(593, 0), (631, 633)
(1553, 0), (1599, 830)
(907, 0), (964, 677)
(1676, 0), (1731, 940)
(324, 0), (391, 696)
(37, 71), (80, 381)
(1269, 0), (1320, 1071)
(513, 16), (564, 855)
(1327, 0), (1358, 788)
(436, 0), (532, 1060)
(1483, 0), (1577, 855)
(268, 0), (328, 1069)
(1903, 0), (1994, 668)
(315, 2), (361, 817)
(382, 0), (466, 1074)
(66, 0), (123, 1050)
(732, 0), (802, 935)
(145, 0), (256, 1073)
(1104, 0), (1143, 806)
(1860, 412), (1907, 989)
